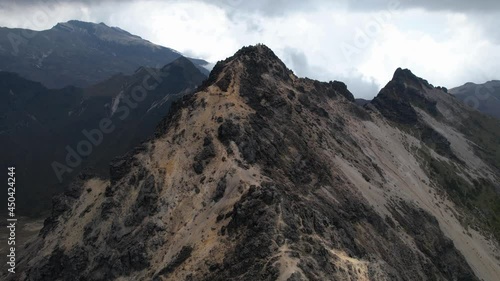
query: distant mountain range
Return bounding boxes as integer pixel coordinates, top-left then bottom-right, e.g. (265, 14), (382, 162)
(355, 98), (370, 106)
(356, 81), (500, 121)
(0, 56), (207, 216)
(0, 20), (209, 88)
(451, 81), (500, 119)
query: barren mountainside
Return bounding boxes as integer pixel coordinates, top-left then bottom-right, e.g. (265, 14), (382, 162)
(0, 20), (209, 88)
(11, 45), (500, 281)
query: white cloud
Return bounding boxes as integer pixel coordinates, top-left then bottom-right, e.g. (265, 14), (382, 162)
(358, 11), (500, 89)
(1, 0), (500, 98)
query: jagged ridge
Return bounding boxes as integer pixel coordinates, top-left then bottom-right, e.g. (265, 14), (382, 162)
(10, 45), (500, 281)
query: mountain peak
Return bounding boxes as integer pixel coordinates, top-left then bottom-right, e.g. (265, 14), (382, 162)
(169, 55), (195, 67)
(161, 56), (205, 78)
(391, 67), (433, 89)
(53, 20), (142, 40)
(231, 44), (289, 75)
(200, 44), (293, 92)
(371, 68), (441, 125)
(0, 21), (209, 88)
(233, 44), (280, 60)
(68, 20), (104, 26)
(54, 20), (98, 31)
(393, 67), (415, 80)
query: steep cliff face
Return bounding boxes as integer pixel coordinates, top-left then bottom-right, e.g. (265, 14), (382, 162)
(371, 67), (500, 241)
(11, 45), (500, 281)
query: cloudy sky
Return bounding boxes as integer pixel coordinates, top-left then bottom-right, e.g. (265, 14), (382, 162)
(1, 0), (499, 98)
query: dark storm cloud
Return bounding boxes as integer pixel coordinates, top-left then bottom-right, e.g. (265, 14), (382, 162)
(223, 0), (500, 13)
(210, 0), (500, 14)
(6, 0), (500, 14)
(1, 0), (322, 17)
(469, 14), (500, 44)
(348, 0), (500, 12)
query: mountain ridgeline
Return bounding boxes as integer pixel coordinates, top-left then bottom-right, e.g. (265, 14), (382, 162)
(0, 56), (207, 216)
(9, 45), (500, 281)
(0, 20), (209, 88)
(451, 80), (500, 119)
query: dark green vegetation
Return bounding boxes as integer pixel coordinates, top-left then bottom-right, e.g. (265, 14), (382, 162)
(459, 109), (500, 170)
(0, 20), (208, 88)
(425, 155), (500, 241)
(450, 96), (500, 240)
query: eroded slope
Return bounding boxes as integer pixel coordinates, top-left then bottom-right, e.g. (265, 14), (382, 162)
(12, 45), (500, 281)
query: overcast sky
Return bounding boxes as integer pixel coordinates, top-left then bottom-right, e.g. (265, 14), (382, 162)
(1, 0), (499, 98)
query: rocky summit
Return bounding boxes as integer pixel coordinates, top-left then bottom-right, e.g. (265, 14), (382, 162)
(10, 44), (500, 281)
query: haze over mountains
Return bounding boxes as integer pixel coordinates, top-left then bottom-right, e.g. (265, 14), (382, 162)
(0, 20), (209, 88)
(1, 20), (500, 281)
(451, 81), (500, 119)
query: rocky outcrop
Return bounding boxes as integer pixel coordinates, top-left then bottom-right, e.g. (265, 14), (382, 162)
(10, 45), (500, 281)
(371, 68), (439, 125)
(371, 68), (461, 160)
